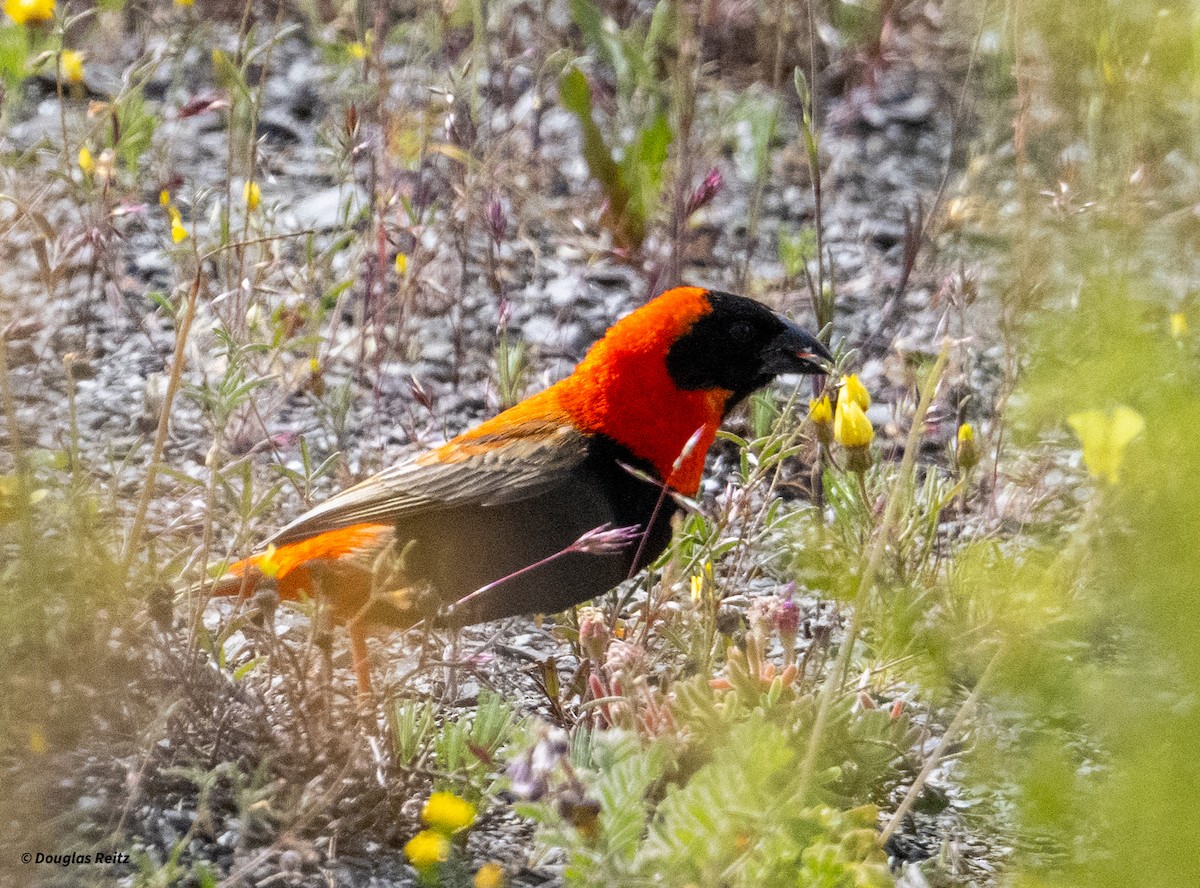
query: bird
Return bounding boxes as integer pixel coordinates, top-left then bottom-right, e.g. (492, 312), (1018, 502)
(208, 286), (832, 692)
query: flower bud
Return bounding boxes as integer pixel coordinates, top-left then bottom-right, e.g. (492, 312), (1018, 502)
(570, 523), (641, 555)
(839, 374), (871, 411)
(834, 396), (874, 471)
(747, 596), (777, 643)
(834, 398), (873, 446)
(686, 167), (724, 216)
(956, 422), (980, 471)
(808, 394), (833, 445)
(577, 605), (609, 663)
(1171, 312), (1189, 339)
(773, 589), (800, 658)
(60, 50), (84, 84)
(486, 198), (508, 244)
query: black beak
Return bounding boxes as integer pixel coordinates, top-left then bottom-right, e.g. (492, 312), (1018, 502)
(763, 316), (834, 376)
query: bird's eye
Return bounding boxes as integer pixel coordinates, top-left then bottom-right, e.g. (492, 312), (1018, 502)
(729, 322), (753, 344)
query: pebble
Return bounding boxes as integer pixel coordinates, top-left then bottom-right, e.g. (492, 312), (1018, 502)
(286, 185), (370, 232)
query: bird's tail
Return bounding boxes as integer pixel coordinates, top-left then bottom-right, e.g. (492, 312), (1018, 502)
(204, 522), (399, 605)
(199, 522), (406, 694)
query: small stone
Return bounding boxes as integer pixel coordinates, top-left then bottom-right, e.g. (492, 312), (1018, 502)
(287, 185), (369, 232)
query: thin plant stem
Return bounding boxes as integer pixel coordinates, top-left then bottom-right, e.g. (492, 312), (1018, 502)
(122, 270), (202, 573)
(0, 331), (39, 580)
(880, 645), (1002, 843)
(120, 232), (311, 574)
(738, 0), (789, 290)
(794, 340), (951, 806)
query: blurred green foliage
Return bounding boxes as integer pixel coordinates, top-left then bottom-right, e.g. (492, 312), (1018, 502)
(559, 0), (676, 249)
(519, 679), (900, 888)
(948, 1), (1200, 885)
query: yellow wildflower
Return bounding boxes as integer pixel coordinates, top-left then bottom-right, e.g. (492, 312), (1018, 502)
(4, 0), (54, 25)
(395, 253), (409, 275)
(168, 206), (188, 243)
(1170, 312), (1189, 339)
(159, 189), (171, 206)
(839, 374), (871, 411)
(956, 422), (980, 471)
(174, 0), (194, 7)
(404, 829), (450, 869)
(474, 862), (505, 888)
(808, 394), (833, 445)
(834, 398), (874, 449)
(422, 791), (476, 834)
(1067, 406), (1145, 485)
(834, 396), (874, 472)
(78, 147), (94, 176)
(690, 574), (703, 605)
(348, 41), (367, 60)
(28, 725), (47, 755)
(243, 180), (261, 211)
(60, 50), (84, 84)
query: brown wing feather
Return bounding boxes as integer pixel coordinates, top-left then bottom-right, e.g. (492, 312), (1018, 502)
(265, 419), (591, 545)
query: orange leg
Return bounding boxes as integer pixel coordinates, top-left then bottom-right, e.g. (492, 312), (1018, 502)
(349, 622), (373, 697)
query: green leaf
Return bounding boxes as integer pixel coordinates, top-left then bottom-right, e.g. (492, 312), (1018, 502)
(233, 657), (264, 681)
(568, 0), (613, 69)
(620, 111), (673, 247)
(558, 66), (633, 244)
(0, 24), (29, 97)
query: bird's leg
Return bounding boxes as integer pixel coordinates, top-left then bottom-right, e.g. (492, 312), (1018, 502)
(445, 626), (460, 702)
(349, 621), (373, 700)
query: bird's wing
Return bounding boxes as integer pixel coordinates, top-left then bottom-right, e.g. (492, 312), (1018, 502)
(265, 418), (592, 545)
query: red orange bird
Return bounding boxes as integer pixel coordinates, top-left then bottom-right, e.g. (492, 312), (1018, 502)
(210, 286), (831, 691)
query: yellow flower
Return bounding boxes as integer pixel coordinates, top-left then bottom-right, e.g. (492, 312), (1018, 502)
(834, 397), (874, 449)
(404, 830), (450, 869)
(28, 725), (47, 755)
(834, 396), (874, 472)
(839, 374), (871, 411)
(422, 791), (476, 834)
(474, 863), (505, 888)
(1170, 312), (1189, 339)
(168, 206), (189, 243)
(808, 394), (833, 445)
(4, 0), (54, 25)
(395, 253), (409, 275)
(1067, 406), (1145, 485)
(808, 394), (832, 425)
(690, 574), (703, 605)
(956, 422), (980, 471)
(60, 50), (84, 84)
(348, 41), (367, 60)
(78, 147), (94, 176)
(243, 180), (261, 211)
(174, 0), (194, 7)
(159, 189), (171, 206)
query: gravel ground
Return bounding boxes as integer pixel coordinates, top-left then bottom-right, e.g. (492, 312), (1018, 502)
(0, 5), (1008, 886)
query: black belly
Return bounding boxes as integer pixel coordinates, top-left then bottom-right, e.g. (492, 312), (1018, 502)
(395, 439), (677, 626)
